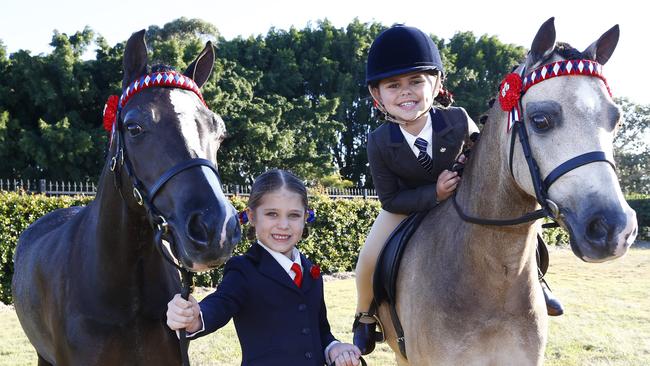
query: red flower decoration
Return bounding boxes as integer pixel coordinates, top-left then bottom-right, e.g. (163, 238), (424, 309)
(103, 95), (119, 133)
(310, 265), (321, 279)
(498, 73), (523, 111)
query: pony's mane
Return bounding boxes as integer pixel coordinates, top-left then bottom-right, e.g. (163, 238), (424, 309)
(554, 42), (586, 60)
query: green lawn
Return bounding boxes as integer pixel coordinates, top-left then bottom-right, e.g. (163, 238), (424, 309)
(2, 245), (649, 365)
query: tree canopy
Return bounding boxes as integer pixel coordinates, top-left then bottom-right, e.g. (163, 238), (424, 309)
(0, 18), (646, 193)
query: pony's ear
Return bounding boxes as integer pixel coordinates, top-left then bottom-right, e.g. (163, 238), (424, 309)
(184, 41), (215, 88)
(583, 24), (619, 65)
(527, 17), (556, 68)
(123, 30), (148, 90)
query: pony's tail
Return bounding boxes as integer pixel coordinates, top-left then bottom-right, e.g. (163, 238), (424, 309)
(435, 87), (454, 107)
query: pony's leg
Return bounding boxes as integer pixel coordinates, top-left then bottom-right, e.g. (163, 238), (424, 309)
(37, 354), (53, 366)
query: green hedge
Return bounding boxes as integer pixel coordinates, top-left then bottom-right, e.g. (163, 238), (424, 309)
(628, 195), (650, 240)
(0, 191), (380, 303)
(0, 192), (93, 304)
(2, 191), (647, 304)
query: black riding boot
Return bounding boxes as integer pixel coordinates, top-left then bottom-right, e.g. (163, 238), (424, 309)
(352, 312), (383, 355)
(537, 235), (564, 316)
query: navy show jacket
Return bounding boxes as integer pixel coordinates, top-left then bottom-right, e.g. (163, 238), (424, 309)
(193, 243), (336, 365)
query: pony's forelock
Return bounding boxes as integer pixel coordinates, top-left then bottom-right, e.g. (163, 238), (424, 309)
(150, 64), (176, 73)
(554, 42), (586, 60)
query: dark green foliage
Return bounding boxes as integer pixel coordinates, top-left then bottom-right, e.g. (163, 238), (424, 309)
(0, 17), (534, 187)
(444, 32), (526, 121)
(614, 98), (650, 195)
(628, 195), (650, 240)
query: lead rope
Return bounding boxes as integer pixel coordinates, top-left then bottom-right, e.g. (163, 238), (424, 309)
(154, 228), (194, 366)
(179, 269), (193, 366)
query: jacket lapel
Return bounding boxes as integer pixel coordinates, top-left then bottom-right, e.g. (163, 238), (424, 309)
(245, 243), (302, 294)
(388, 119), (437, 182)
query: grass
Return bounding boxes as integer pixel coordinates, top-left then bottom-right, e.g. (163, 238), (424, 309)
(1, 245), (649, 365)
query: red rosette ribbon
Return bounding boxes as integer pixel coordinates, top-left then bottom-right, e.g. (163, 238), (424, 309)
(498, 73), (523, 112)
(310, 264), (321, 279)
(103, 95), (119, 133)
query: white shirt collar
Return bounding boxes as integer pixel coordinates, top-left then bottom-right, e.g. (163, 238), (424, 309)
(400, 112), (433, 157)
(257, 241), (302, 278)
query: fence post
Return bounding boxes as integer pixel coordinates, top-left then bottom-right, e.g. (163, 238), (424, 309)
(39, 179), (46, 193)
(363, 188), (367, 199)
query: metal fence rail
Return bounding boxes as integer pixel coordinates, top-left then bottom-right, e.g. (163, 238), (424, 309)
(0, 178), (378, 199)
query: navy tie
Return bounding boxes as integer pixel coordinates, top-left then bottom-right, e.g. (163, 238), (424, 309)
(414, 137), (433, 172)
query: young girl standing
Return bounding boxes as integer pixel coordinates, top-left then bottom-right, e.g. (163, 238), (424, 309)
(167, 169), (361, 366)
(353, 24), (562, 354)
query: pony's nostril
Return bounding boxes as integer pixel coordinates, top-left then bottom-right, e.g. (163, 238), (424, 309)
(585, 216), (609, 245)
(187, 212), (210, 246)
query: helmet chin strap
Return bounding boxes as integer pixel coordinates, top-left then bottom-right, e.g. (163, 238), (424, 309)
(380, 104), (432, 126)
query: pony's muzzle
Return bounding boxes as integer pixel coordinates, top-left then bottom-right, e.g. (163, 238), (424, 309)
(570, 206), (637, 262)
(184, 206), (240, 251)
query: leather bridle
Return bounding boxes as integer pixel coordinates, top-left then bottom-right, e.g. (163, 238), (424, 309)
(453, 58), (616, 226)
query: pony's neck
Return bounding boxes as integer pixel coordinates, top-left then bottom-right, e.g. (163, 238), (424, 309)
(454, 107), (540, 274)
(89, 161), (166, 295)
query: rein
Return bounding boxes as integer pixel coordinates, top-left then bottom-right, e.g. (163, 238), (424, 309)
(110, 70), (216, 366)
(453, 59), (616, 226)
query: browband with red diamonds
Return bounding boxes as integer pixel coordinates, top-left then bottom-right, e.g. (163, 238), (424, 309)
(498, 59), (611, 132)
(522, 59), (611, 97)
(118, 71), (207, 110)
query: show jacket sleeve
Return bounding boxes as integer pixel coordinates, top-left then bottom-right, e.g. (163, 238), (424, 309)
(367, 131), (439, 214)
(318, 281), (336, 351)
(190, 257), (249, 339)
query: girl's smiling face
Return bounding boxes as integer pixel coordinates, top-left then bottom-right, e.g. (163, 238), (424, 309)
(371, 72), (440, 124)
(247, 187), (306, 258)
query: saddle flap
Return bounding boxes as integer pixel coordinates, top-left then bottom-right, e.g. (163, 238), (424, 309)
(373, 211), (429, 306)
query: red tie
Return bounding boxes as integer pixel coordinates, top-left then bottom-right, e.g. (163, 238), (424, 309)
(291, 263), (303, 288)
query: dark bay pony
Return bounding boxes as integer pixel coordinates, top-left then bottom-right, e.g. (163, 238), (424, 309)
(378, 18), (638, 365)
(12, 30), (241, 365)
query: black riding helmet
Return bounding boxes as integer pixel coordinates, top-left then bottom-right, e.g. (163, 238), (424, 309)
(366, 25), (444, 85)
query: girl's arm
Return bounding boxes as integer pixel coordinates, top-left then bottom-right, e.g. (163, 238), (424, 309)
(196, 259), (249, 337)
(166, 258), (249, 339)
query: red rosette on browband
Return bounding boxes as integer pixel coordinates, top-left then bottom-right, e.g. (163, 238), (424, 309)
(103, 95), (119, 133)
(498, 73), (523, 112)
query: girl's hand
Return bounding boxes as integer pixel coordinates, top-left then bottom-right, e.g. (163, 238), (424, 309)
(328, 342), (361, 366)
(436, 169), (460, 201)
(166, 294), (202, 333)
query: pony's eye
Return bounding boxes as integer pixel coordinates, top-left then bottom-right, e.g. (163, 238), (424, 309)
(531, 114), (553, 132)
(125, 123), (144, 137)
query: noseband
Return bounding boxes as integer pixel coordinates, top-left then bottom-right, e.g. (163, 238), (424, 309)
(453, 59), (616, 226)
